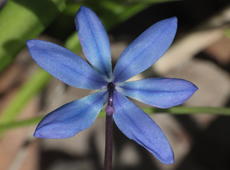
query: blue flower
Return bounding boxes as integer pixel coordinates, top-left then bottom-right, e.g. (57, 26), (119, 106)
(27, 6), (197, 164)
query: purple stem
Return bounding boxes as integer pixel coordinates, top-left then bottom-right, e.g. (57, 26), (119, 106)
(104, 83), (115, 170)
(104, 112), (113, 170)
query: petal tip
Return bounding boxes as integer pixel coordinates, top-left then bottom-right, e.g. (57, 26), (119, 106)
(79, 6), (89, 11)
(156, 147), (175, 164)
(33, 123), (57, 139)
(165, 16), (177, 26)
(187, 81), (199, 95)
(161, 16), (177, 23)
(162, 157), (175, 165)
(33, 127), (45, 138)
(192, 83), (199, 92)
(33, 123), (52, 138)
(163, 17), (178, 32)
(33, 126), (74, 139)
(77, 6), (90, 16)
(75, 6), (91, 31)
(170, 16), (178, 23)
(168, 16), (178, 30)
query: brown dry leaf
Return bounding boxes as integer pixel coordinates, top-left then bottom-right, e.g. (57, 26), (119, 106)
(206, 36), (230, 64)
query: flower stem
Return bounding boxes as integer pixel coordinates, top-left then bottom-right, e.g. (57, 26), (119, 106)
(104, 112), (113, 170)
(104, 82), (115, 170)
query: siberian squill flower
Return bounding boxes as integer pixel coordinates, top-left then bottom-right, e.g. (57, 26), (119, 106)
(27, 6), (197, 165)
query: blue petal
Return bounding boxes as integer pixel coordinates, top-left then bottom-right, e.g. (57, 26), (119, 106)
(34, 91), (107, 139)
(27, 40), (107, 90)
(118, 78), (198, 108)
(75, 6), (112, 79)
(113, 17), (177, 82)
(113, 91), (174, 164)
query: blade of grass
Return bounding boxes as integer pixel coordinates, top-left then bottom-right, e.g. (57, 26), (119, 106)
(1, 106), (230, 131)
(0, 116), (42, 133)
(99, 106), (230, 117)
(224, 28), (230, 38)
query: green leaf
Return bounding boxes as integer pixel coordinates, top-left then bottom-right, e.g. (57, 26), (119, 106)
(0, 0), (66, 71)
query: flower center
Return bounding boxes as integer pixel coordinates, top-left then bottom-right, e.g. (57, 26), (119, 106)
(105, 82), (115, 115)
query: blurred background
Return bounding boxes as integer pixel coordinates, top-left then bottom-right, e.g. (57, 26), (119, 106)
(0, 0), (230, 170)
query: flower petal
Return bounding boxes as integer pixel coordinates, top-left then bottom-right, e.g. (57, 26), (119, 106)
(34, 91), (107, 139)
(117, 78), (198, 108)
(113, 91), (174, 164)
(113, 17), (177, 82)
(75, 6), (112, 79)
(27, 40), (107, 90)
